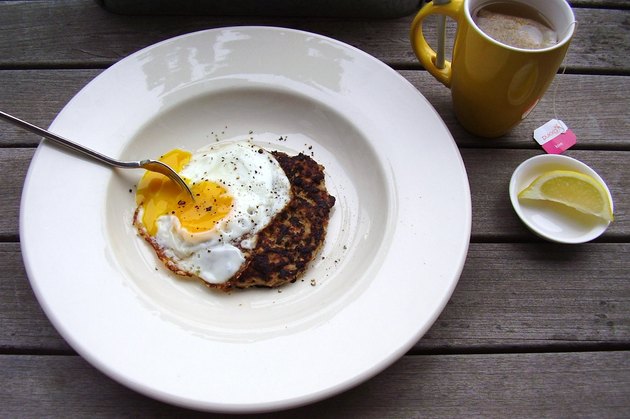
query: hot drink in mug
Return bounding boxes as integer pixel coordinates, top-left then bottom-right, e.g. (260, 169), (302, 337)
(411, 0), (576, 138)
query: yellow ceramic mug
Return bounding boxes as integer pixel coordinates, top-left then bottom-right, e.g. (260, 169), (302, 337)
(411, 0), (576, 138)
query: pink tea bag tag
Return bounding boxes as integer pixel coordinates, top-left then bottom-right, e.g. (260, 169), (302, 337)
(533, 119), (576, 154)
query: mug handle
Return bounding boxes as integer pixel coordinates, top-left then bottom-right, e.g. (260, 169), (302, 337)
(410, 0), (464, 88)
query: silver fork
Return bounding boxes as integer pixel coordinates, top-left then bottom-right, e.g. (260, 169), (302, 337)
(0, 110), (194, 200)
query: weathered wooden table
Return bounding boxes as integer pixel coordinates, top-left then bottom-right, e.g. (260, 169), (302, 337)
(1, 0), (628, 416)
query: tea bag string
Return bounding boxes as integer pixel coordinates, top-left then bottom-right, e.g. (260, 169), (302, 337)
(552, 20), (578, 121)
(552, 63), (568, 121)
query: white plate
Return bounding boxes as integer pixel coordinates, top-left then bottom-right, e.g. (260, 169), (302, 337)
(20, 27), (471, 413)
(509, 154), (613, 243)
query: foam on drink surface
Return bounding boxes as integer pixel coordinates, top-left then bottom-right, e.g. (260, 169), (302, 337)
(474, 7), (558, 49)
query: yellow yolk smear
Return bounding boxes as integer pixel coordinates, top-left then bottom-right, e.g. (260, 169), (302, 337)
(135, 149), (233, 236)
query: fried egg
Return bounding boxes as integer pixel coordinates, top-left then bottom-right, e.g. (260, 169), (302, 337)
(134, 141), (292, 284)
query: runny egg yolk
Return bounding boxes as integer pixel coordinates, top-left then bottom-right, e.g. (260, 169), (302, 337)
(135, 149), (233, 236)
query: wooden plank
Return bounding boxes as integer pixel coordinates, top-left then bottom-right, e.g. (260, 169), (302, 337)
(98, 0), (630, 16)
(463, 149), (629, 240)
(4, 242), (628, 352)
(1, 352), (628, 416)
(0, 149), (31, 241)
(0, 1), (628, 72)
(0, 243), (70, 353)
(1, 70), (629, 149)
(402, 72), (630, 150)
(0, 70), (100, 146)
(571, 0), (630, 8)
(1, 148), (628, 240)
(418, 242), (630, 352)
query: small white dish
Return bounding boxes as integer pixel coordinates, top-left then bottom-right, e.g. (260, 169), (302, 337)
(509, 154), (613, 244)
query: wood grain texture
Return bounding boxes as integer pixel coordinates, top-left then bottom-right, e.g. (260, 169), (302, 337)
(4, 242), (628, 353)
(462, 149), (628, 240)
(0, 243), (70, 353)
(419, 242), (630, 352)
(2, 70), (628, 149)
(571, 0), (630, 7)
(0, 1), (629, 72)
(0, 70), (100, 146)
(1, 1), (629, 415)
(0, 149), (31, 240)
(1, 351), (628, 417)
(401, 72), (630, 150)
(2, 148), (627, 241)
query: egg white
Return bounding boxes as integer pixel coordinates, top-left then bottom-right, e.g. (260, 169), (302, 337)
(146, 141), (292, 284)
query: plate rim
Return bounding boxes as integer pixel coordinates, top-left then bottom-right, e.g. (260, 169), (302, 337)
(19, 26), (471, 413)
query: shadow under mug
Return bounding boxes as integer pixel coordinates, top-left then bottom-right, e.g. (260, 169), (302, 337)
(411, 0), (576, 138)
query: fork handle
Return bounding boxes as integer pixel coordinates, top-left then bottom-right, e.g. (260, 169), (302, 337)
(0, 110), (138, 169)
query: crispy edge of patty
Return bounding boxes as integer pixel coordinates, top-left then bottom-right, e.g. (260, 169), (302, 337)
(133, 150), (335, 291)
(225, 151), (335, 289)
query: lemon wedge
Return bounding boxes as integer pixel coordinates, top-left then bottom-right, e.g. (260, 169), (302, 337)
(518, 170), (614, 222)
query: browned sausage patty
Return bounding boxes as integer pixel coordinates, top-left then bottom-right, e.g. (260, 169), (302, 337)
(223, 151), (336, 290)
